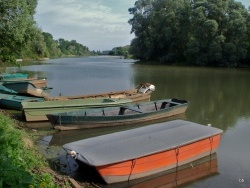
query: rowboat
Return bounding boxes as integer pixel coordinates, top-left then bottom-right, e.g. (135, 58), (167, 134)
(77, 153), (218, 187)
(63, 120), (223, 184)
(0, 73), (28, 80)
(22, 83), (155, 122)
(47, 98), (188, 131)
(2, 81), (51, 97)
(22, 98), (132, 122)
(0, 85), (18, 94)
(44, 83), (155, 102)
(0, 77), (47, 88)
(128, 153), (218, 188)
(0, 93), (44, 110)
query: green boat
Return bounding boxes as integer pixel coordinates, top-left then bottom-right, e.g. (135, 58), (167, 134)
(22, 98), (132, 122)
(46, 98), (189, 130)
(0, 93), (44, 110)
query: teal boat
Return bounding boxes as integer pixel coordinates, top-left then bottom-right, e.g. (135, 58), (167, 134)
(47, 98), (189, 130)
(0, 77), (48, 88)
(22, 98), (132, 122)
(2, 81), (52, 97)
(0, 85), (18, 94)
(0, 73), (28, 81)
(0, 93), (44, 110)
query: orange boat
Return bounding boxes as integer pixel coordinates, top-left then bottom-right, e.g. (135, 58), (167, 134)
(63, 120), (223, 184)
(129, 153), (218, 188)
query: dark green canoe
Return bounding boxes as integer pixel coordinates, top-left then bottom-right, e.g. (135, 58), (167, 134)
(47, 98), (189, 130)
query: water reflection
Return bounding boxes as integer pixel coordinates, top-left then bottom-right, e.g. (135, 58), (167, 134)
(132, 65), (250, 131)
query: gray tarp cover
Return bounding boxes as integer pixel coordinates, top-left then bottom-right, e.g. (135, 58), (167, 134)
(63, 120), (223, 166)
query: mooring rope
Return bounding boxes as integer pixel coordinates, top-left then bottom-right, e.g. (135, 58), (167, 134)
(174, 146), (180, 187)
(209, 136), (214, 156)
(128, 159), (137, 182)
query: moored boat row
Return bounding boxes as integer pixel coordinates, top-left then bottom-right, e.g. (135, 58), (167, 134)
(0, 73), (223, 186)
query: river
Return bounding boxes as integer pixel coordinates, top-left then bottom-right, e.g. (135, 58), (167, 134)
(6, 56), (250, 187)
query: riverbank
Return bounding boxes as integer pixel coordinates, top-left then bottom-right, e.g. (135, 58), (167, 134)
(0, 111), (91, 188)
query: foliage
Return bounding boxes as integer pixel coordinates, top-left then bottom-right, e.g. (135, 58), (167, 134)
(58, 38), (91, 56)
(108, 45), (130, 58)
(128, 0), (250, 67)
(0, 0), (38, 64)
(42, 32), (62, 58)
(0, 113), (58, 188)
(0, 0), (93, 65)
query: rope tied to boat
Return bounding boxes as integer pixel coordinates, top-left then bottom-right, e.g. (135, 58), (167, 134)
(128, 158), (137, 182)
(174, 146), (180, 187)
(209, 136), (214, 156)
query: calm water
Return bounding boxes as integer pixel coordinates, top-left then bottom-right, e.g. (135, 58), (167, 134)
(8, 56), (250, 187)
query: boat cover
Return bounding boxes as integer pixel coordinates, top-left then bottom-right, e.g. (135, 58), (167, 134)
(63, 120), (223, 166)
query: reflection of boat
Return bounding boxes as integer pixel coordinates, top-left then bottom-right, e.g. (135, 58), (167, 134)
(22, 98), (132, 122)
(2, 81), (51, 97)
(63, 120), (223, 184)
(0, 93), (44, 110)
(47, 98), (188, 131)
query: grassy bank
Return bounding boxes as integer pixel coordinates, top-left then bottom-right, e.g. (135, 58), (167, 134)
(0, 111), (60, 188)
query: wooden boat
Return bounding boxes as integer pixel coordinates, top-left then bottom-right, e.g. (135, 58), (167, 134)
(2, 81), (51, 97)
(22, 98), (132, 122)
(44, 83), (155, 102)
(0, 93), (44, 110)
(27, 77), (47, 88)
(47, 98), (188, 131)
(63, 120), (223, 184)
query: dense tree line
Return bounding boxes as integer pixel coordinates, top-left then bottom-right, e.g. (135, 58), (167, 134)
(0, 0), (92, 65)
(108, 46), (130, 58)
(128, 0), (250, 67)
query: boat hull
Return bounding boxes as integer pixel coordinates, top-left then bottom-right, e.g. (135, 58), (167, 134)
(63, 120), (223, 184)
(0, 94), (44, 110)
(2, 81), (50, 97)
(96, 134), (221, 184)
(45, 89), (152, 103)
(50, 99), (188, 130)
(22, 98), (131, 121)
(128, 154), (218, 188)
(0, 73), (28, 80)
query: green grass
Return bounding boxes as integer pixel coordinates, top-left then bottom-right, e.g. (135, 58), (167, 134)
(0, 112), (59, 188)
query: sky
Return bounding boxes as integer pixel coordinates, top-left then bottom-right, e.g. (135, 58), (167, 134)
(35, 0), (250, 51)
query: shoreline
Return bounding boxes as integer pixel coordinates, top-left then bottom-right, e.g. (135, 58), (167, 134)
(0, 110), (91, 188)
